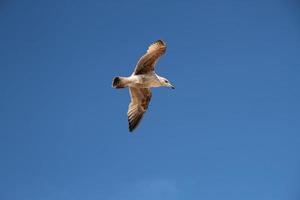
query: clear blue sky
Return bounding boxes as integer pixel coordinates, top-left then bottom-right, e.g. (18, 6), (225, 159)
(1, 0), (300, 199)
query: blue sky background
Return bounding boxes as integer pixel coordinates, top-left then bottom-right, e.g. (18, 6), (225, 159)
(1, 0), (300, 199)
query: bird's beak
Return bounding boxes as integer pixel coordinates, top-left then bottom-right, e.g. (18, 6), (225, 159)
(170, 85), (175, 89)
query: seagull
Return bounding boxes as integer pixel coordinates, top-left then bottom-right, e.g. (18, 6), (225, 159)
(112, 40), (175, 132)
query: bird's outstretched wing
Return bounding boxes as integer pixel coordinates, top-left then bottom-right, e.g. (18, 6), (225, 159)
(127, 87), (152, 132)
(133, 40), (167, 75)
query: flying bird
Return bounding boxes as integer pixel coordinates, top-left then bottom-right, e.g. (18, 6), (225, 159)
(112, 40), (175, 132)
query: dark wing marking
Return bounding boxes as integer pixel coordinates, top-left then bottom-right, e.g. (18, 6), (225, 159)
(127, 87), (152, 132)
(133, 40), (167, 75)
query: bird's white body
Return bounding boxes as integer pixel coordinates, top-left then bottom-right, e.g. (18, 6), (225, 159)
(123, 73), (162, 88)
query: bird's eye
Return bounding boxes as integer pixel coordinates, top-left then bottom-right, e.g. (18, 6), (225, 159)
(165, 80), (168, 83)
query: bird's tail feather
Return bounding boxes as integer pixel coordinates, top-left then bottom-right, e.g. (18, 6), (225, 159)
(112, 77), (127, 88)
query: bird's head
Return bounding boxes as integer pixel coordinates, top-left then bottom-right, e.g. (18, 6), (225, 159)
(159, 76), (175, 89)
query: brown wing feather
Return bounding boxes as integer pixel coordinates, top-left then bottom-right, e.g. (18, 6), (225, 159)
(133, 40), (167, 75)
(127, 87), (152, 132)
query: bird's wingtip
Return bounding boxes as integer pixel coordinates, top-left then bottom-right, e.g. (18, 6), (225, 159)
(156, 39), (166, 46)
(129, 127), (135, 133)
